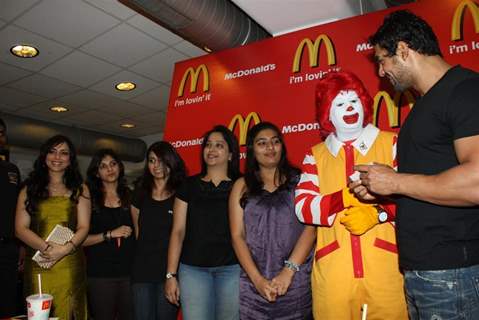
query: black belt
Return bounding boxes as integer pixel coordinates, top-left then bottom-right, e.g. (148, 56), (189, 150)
(0, 237), (14, 244)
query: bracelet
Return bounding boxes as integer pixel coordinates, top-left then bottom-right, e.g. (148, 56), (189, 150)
(108, 231), (112, 240)
(284, 259), (300, 272)
(66, 240), (77, 254)
(42, 244), (51, 252)
(103, 231), (109, 242)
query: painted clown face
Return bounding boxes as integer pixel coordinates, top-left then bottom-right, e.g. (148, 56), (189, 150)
(329, 90), (364, 141)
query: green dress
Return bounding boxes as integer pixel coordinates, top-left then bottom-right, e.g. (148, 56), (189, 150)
(24, 196), (88, 320)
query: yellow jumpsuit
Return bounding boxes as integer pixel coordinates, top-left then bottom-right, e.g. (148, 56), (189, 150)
(299, 126), (407, 319)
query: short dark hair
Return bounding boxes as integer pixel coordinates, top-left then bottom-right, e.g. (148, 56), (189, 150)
(369, 10), (441, 57)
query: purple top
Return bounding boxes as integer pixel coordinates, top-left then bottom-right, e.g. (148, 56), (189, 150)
(240, 184), (312, 319)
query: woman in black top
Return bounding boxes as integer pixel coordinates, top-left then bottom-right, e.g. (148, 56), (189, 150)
(83, 149), (134, 320)
(131, 141), (186, 320)
(165, 125), (241, 320)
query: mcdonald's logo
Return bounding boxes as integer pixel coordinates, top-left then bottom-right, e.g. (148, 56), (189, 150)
(292, 35), (336, 73)
(372, 90), (415, 127)
(451, 0), (479, 40)
(177, 64), (210, 97)
(228, 112), (261, 145)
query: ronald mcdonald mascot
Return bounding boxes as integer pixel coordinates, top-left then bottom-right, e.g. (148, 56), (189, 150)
(295, 71), (407, 320)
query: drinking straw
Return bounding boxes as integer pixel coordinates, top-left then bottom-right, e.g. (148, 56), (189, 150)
(38, 273), (42, 296)
(361, 304), (368, 320)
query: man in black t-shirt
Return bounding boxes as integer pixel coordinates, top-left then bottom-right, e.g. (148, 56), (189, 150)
(350, 10), (479, 320)
(0, 118), (21, 318)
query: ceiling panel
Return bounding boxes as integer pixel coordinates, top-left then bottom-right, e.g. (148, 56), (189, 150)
(40, 51), (121, 87)
(8, 74), (82, 98)
(0, 62), (32, 86)
(130, 48), (188, 84)
(58, 89), (116, 110)
(90, 70), (159, 100)
(60, 109), (123, 126)
(0, 0), (41, 22)
(0, 87), (47, 108)
(80, 23), (168, 67)
(174, 41), (207, 58)
(83, 0), (137, 20)
(127, 14), (184, 45)
(101, 99), (152, 118)
(0, 25), (72, 72)
(15, 0), (120, 47)
(0, 102), (20, 112)
(129, 85), (170, 112)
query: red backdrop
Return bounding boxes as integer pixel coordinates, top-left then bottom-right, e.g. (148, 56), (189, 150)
(164, 0), (479, 173)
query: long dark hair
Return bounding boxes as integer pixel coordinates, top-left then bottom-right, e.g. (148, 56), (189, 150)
(25, 135), (83, 215)
(136, 141), (186, 200)
(86, 149), (130, 212)
(241, 122), (299, 206)
(200, 125), (240, 181)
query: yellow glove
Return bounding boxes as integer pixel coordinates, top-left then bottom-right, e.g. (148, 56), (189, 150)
(342, 188), (372, 208)
(339, 206), (379, 235)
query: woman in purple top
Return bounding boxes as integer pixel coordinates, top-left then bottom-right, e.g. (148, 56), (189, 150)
(229, 122), (315, 320)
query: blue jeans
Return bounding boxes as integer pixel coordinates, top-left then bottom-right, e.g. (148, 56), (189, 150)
(179, 263), (240, 320)
(131, 282), (178, 320)
(404, 265), (479, 320)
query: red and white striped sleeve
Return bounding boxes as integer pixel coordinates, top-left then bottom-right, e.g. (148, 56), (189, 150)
(295, 152), (344, 226)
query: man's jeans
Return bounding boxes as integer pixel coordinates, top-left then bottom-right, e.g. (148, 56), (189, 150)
(404, 264), (479, 320)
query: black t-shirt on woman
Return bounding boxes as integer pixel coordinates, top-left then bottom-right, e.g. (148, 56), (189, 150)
(131, 191), (174, 283)
(176, 175), (238, 267)
(85, 206), (135, 278)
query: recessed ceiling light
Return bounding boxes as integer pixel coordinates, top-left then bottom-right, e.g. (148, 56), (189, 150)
(115, 82), (136, 91)
(10, 45), (39, 58)
(49, 106), (69, 113)
(203, 46), (212, 53)
(120, 123), (135, 128)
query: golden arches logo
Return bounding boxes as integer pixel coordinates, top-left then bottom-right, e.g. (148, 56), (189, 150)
(177, 64), (210, 97)
(451, 0), (479, 40)
(372, 90), (415, 127)
(292, 35), (336, 73)
(228, 112), (261, 146)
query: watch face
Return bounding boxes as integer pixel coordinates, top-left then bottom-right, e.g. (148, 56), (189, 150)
(378, 211), (388, 223)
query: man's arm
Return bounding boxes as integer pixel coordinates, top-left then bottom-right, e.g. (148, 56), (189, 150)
(355, 135), (479, 206)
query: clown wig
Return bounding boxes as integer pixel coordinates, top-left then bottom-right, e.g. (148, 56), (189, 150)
(315, 71), (373, 138)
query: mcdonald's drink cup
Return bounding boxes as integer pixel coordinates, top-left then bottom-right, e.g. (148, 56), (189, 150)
(26, 293), (53, 320)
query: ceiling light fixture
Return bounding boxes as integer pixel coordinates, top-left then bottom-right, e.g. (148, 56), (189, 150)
(115, 82), (136, 91)
(203, 46), (212, 53)
(120, 123), (135, 128)
(49, 106), (69, 113)
(10, 44), (39, 58)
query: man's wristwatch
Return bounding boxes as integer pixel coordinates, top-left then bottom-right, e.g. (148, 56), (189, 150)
(375, 206), (388, 223)
(166, 272), (177, 280)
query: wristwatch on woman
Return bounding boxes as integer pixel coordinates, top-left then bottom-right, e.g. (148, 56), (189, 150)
(166, 272), (177, 280)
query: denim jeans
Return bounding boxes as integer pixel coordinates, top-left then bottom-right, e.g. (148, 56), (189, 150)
(131, 282), (178, 320)
(404, 264), (479, 320)
(179, 263), (240, 320)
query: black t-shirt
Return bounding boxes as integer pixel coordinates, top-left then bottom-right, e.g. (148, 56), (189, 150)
(0, 160), (20, 238)
(85, 206), (135, 278)
(397, 65), (479, 270)
(176, 175), (238, 267)
(131, 190), (174, 283)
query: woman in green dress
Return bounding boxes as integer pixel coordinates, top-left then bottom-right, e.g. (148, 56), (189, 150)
(15, 135), (91, 320)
